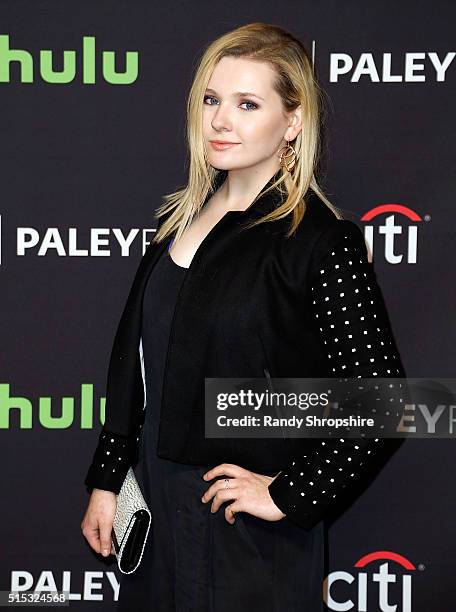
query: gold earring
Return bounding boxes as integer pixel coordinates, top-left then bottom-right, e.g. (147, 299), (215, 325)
(277, 139), (297, 171)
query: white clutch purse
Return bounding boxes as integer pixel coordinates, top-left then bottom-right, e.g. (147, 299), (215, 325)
(111, 467), (152, 574)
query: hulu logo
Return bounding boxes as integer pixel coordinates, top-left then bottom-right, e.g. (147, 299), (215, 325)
(0, 35), (138, 84)
(0, 383), (105, 428)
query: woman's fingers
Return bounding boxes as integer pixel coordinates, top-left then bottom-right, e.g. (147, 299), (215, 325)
(225, 503), (241, 524)
(81, 490), (117, 557)
(202, 463), (246, 481)
(202, 477), (238, 503)
(209, 486), (240, 513)
(200, 469), (287, 523)
(98, 520), (113, 556)
(81, 520), (102, 553)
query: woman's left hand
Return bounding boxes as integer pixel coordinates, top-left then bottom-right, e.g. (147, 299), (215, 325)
(201, 463), (286, 525)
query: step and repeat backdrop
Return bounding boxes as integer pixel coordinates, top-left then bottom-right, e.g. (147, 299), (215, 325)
(0, 1), (454, 610)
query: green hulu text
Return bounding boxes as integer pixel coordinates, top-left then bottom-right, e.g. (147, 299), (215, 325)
(0, 383), (106, 428)
(0, 34), (138, 84)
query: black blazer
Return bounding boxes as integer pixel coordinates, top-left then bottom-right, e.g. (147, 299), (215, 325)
(84, 171), (406, 530)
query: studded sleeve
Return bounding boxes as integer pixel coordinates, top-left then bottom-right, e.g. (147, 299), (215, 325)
(84, 429), (139, 494)
(267, 219), (407, 530)
(84, 337), (148, 494)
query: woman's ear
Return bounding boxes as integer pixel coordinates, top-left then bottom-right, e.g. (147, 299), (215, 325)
(285, 105), (302, 141)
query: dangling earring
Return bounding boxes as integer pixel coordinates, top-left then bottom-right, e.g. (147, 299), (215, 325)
(277, 139), (297, 172)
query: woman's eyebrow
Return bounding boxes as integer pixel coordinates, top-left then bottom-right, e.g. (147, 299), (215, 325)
(205, 88), (266, 102)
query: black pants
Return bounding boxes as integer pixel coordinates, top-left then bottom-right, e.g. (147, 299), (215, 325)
(115, 412), (325, 612)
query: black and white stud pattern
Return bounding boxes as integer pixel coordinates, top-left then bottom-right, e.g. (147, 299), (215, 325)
(268, 222), (407, 531)
(84, 338), (147, 494)
(84, 430), (139, 493)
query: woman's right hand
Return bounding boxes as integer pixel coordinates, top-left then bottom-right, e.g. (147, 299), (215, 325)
(81, 489), (117, 557)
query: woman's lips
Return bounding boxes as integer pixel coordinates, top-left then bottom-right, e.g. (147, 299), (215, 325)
(209, 141), (240, 151)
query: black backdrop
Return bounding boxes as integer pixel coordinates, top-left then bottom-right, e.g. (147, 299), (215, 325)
(0, 1), (455, 610)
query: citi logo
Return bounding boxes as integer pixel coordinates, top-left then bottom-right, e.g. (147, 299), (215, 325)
(0, 35), (138, 84)
(361, 204), (424, 264)
(324, 550), (417, 611)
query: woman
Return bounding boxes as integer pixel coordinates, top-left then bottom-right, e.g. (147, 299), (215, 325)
(81, 22), (406, 611)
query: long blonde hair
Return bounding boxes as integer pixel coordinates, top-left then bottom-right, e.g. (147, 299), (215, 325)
(154, 22), (343, 244)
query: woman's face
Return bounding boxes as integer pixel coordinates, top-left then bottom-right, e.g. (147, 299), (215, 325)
(202, 56), (298, 173)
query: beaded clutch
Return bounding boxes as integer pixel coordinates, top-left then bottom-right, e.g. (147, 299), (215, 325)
(111, 467), (152, 574)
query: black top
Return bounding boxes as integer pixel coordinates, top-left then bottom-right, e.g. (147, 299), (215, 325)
(141, 241), (188, 452)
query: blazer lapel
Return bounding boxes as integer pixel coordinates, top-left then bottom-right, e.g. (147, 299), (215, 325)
(104, 169), (286, 438)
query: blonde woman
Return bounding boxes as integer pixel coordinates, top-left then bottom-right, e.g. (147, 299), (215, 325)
(81, 22), (406, 611)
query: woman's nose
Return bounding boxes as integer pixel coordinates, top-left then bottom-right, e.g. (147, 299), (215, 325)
(211, 102), (233, 131)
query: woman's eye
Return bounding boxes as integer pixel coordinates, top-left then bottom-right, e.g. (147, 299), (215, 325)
(203, 95), (258, 111)
(203, 95), (218, 106)
(240, 100), (258, 111)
